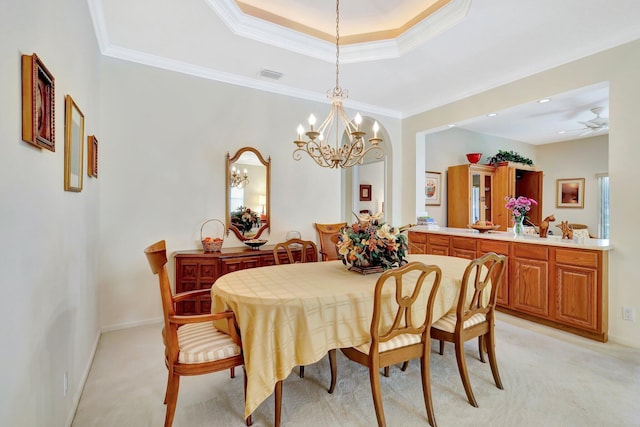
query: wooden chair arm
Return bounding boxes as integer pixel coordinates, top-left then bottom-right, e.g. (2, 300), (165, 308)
(172, 288), (211, 302)
(169, 310), (233, 325)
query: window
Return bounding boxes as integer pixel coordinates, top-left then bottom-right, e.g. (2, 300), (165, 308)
(230, 186), (244, 211)
(597, 174), (609, 239)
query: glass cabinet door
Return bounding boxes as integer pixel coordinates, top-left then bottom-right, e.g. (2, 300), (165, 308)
(471, 170), (493, 223)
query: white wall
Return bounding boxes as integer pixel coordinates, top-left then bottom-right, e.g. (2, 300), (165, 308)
(537, 134), (608, 237)
(0, 0), (102, 425)
(97, 57), (401, 329)
(402, 39), (640, 348)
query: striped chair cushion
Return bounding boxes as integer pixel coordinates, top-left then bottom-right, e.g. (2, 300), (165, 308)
(176, 322), (241, 364)
(354, 333), (422, 355)
(432, 312), (486, 333)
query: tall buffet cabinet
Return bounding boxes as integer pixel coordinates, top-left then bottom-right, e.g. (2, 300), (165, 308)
(448, 161), (543, 230)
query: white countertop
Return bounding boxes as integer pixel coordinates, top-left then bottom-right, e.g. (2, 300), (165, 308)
(409, 226), (612, 251)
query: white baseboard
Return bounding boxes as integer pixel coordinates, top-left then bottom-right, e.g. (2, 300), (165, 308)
(66, 330), (101, 427)
(100, 316), (163, 333)
(608, 333), (640, 349)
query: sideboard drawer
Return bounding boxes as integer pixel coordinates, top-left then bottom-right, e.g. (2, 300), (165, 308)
(513, 244), (549, 261)
(479, 240), (510, 255)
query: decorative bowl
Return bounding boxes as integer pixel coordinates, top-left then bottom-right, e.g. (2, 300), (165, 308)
(466, 153), (483, 164)
(244, 239), (268, 250)
(468, 224), (501, 233)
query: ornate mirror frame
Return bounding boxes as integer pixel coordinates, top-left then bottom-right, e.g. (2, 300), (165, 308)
(225, 147), (271, 241)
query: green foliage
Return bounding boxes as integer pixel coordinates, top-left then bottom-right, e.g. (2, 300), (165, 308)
(488, 150), (534, 166)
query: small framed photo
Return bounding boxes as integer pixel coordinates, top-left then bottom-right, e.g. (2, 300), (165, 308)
(21, 53), (55, 151)
(87, 135), (98, 178)
(359, 184), (372, 201)
(556, 178), (585, 208)
(64, 95), (84, 192)
(425, 171), (441, 206)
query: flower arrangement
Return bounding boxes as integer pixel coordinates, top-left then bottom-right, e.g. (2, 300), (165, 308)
(231, 206), (260, 233)
(336, 213), (408, 270)
(504, 196), (538, 223)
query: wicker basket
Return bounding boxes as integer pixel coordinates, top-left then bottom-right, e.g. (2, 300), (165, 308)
(200, 219), (224, 252)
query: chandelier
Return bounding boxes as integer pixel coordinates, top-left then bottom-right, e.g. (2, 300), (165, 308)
(292, 0), (383, 169)
(230, 166), (249, 188)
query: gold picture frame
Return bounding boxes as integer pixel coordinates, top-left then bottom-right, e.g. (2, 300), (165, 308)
(556, 178), (585, 208)
(21, 53), (55, 151)
(64, 95), (84, 192)
(425, 171), (441, 206)
(87, 135), (98, 178)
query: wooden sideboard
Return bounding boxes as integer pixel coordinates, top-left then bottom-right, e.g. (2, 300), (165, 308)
(408, 229), (610, 342)
(174, 244), (316, 315)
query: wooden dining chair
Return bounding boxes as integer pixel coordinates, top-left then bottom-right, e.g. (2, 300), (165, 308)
(272, 238), (318, 265)
(144, 240), (252, 427)
(430, 252), (507, 408)
(272, 238), (336, 385)
(339, 262), (443, 427)
(314, 222), (347, 261)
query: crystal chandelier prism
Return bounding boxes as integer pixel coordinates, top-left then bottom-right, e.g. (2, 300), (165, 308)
(293, 0), (383, 169)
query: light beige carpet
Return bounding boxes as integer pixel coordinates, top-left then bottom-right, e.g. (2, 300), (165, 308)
(72, 313), (640, 426)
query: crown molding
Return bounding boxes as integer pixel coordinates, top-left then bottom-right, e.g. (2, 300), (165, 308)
(99, 44), (403, 119)
(206, 0), (470, 64)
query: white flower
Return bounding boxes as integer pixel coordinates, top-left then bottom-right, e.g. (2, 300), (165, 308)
(376, 223), (397, 240)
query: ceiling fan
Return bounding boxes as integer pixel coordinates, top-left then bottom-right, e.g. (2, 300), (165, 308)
(575, 107), (609, 134)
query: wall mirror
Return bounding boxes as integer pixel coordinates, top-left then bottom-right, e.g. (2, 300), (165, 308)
(225, 147), (270, 241)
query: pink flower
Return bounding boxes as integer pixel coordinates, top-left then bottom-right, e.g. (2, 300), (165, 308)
(504, 196), (537, 221)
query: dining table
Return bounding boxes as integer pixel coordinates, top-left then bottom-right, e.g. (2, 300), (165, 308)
(211, 253), (475, 419)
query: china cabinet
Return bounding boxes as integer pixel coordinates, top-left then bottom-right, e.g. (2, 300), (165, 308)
(447, 162), (543, 231)
(448, 164), (494, 228)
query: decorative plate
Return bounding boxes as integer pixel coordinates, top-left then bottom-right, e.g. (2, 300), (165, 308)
(244, 239), (268, 249)
(468, 224), (501, 233)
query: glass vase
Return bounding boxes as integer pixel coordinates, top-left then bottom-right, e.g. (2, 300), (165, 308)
(513, 216), (525, 237)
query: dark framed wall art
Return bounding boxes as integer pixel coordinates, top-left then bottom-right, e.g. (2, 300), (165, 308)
(359, 184), (372, 201)
(87, 135), (98, 178)
(21, 53), (55, 151)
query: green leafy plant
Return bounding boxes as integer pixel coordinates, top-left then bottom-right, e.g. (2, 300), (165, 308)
(336, 217), (408, 270)
(487, 150), (534, 166)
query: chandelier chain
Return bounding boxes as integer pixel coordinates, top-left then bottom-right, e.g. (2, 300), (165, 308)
(335, 0), (340, 93)
(291, 0), (384, 169)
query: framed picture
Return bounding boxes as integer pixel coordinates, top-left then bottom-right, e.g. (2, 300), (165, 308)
(64, 95), (84, 192)
(359, 184), (372, 201)
(425, 171), (441, 206)
(556, 178), (585, 208)
(87, 135), (98, 178)
(21, 53), (55, 151)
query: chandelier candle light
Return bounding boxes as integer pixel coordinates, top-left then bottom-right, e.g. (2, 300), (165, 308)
(292, 0), (383, 169)
(230, 166), (249, 188)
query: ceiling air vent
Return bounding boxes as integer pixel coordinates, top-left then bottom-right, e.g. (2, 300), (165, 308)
(259, 69), (284, 80)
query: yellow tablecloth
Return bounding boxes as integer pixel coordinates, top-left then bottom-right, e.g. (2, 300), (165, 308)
(211, 254), (473, 418)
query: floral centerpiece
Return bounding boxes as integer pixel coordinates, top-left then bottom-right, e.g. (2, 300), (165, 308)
(336, 212), (408, 273)
(504, 196), (538, 236)
(230, 206), (260, 234)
